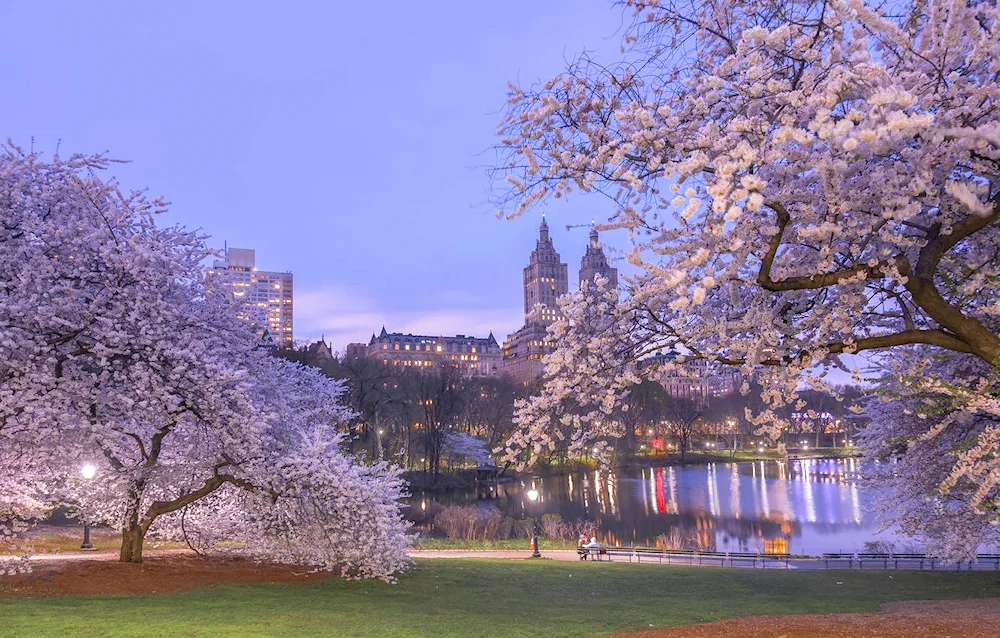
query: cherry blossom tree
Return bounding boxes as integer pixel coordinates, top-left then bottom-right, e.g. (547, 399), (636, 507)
(0, 146), (410, 579)
(494, 0), (999, 555)
(441, 431), (492, 468)
(67, 358), (411, 579)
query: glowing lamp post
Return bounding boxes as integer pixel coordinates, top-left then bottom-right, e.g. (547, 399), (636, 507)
(527, 488), (541, 558)
(80, 464), (96, 550)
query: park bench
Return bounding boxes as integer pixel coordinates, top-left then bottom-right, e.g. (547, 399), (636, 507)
(577, 546), (608, 561)
(633, 547), (667, 563)
(857, 553), (891, 569)
(605, 547), (635, 562)
(577, 546), (637, 562)
(761, 553), (791, 569)
(692, 551), (728, 566)
(727, 552), (761, 567)
(823, 553), (855, 568)
(956, 554), (1000, 570)
(642, 549), (700, 565)
(890, 553), (931, 569)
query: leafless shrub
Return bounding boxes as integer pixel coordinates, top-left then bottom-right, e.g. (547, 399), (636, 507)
(656, 528), (692, 551)
(541, 513), (562, 539)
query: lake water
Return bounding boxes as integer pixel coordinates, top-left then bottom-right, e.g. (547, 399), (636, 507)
(409, 459), (906, 555)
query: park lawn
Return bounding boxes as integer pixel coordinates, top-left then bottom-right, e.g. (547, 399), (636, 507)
(1, 559), (999, 638)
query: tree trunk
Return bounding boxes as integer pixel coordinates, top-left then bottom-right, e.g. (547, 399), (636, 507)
(120, 477), (147, 563)
(120, 524), (145, 563)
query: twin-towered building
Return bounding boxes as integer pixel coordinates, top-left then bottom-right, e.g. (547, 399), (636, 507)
(348, 217), (618, 384)
(501, 218), (618, 384)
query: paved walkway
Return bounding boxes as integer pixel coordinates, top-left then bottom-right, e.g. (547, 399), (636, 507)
(6, 548), (192, 562)
(8, 548), (997, 572)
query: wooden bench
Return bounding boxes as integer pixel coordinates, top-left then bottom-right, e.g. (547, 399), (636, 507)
(727, 552), (761, 567)
(576, 547), (781, 568)
(693, 551), (728, 566)
(633, 547), (668, 563)
(577, 546), (608, 561)
(578, 546), (640, 562)
(823, 553), (855, 568)
(857, 553), (890, 569)
(762, 553), (791, 569)
(956, 554), (1000, 570)
(890, 553), (931, 569)
(636, 549), (700, 565)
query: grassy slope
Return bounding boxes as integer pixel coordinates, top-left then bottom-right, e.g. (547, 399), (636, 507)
(2, 559), (998, 638)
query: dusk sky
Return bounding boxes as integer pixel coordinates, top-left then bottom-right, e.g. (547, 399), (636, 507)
(1, 0), (631, 351)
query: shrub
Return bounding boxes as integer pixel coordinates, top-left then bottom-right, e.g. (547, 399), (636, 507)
(540, 514), (562, 539)
(433, 505), (525, 541)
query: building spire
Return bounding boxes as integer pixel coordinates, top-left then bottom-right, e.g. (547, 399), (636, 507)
(539, 214), (549, 243)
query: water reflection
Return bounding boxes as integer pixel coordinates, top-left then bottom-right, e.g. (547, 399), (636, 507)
(409, 459), (895, 555)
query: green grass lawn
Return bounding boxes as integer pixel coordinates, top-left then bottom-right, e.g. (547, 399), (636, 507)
(2, 559), (998, 637)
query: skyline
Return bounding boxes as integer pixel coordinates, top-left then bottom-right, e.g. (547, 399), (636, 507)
(0, 0), (630, 351)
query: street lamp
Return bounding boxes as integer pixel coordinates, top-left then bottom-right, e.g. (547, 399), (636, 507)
(527, 488), (541, 558)
(80, 464), (96, 550)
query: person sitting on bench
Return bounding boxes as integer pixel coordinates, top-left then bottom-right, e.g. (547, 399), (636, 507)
(577, 536), (601, 560)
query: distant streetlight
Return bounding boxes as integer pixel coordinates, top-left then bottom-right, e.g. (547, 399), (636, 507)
(527, 488), (541, 558)
(80, 464), (96, 550)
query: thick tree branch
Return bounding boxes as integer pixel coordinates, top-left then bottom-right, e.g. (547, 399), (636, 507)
(140, 471), (259, 534)
(756, 202), (892, 291)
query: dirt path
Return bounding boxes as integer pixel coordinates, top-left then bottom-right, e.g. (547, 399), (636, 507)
(1, 554), (334, 596)
(612, 599), (1000, 638)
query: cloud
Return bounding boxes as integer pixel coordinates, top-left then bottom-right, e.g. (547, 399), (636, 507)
(294, 284), (524, 351)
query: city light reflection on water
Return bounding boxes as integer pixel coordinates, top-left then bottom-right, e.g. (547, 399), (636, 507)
(410, 459), (901, 555)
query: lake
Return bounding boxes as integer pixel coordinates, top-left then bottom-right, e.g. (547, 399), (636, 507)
(409, 458), (908, 555)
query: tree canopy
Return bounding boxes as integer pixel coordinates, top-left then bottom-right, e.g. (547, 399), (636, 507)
(494, 0), (1000, 556)
(0, 147), (410, 579)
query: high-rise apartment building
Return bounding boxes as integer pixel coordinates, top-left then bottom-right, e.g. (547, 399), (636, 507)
(207, 247), (293, 347)
(522, 217), (569, 325)
(579, 227), (618, 292)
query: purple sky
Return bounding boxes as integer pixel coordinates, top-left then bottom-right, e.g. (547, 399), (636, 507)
(2, 0), (631, 350)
